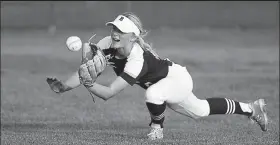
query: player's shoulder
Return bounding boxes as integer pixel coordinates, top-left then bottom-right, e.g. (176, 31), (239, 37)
(97, 36), (112, 50)
(127, 43), (144, 61)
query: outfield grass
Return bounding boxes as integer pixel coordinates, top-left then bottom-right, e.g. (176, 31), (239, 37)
(1, 28), (279, 145)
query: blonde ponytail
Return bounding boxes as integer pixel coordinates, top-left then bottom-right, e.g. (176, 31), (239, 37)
(136, 36), (159, 59)
(122, 12), (160, 59)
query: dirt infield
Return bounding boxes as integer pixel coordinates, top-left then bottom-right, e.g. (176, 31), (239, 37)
(1, 28), (279, 144)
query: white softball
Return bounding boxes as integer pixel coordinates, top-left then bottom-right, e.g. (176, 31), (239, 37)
(66, 36), (82, 52)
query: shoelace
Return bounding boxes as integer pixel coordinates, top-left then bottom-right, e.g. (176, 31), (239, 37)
(254, 115), (262, 123)
(148, 128), (163, 136)
(251, 102), (264, 123)
(148, 128), (157, 135)
(249, 113), (264, 127)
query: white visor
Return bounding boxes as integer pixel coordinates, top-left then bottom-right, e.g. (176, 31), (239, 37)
(106, 15), (140, 36)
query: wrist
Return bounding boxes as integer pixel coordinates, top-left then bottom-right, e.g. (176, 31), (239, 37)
(58, 81), (72, 93)
(63, 85), (73, 92)
(83, 80), (96, 88)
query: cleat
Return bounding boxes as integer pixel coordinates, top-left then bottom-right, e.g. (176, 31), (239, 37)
(249, 99), (268, 131)
(147, 127), (163, 140)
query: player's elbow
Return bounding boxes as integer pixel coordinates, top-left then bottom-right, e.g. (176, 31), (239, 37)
(100, 82), (124, 101)
(101, 89), (116, 101)
(102, 94), (116, 101)
(102, 95), (112, 101)
(101, 97), (109, 101)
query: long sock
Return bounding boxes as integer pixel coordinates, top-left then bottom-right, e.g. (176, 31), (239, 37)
(146, 102), (166, 128)
(206, 98), (252, 116)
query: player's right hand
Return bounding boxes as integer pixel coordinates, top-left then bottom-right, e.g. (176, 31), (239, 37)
(46, 77), (67, 94)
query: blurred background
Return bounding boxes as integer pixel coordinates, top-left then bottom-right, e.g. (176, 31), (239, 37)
(1, 1), (279, 29)
(1, 1), (279, 145)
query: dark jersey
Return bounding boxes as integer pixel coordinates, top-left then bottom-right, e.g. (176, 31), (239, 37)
(97, 36), (172, 89)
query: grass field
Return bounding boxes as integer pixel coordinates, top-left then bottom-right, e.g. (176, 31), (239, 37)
(1, 27), (279, 145)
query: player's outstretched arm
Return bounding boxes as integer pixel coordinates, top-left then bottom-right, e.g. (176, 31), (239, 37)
(46, 70), (81, 94)
(86, 76), (130, 101)
(64, 70), (82, 88)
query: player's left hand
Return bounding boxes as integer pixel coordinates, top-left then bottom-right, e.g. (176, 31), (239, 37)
(93, 50), (107, 74)
(78, 63), (96, 88)
(79, 43), (107, 88)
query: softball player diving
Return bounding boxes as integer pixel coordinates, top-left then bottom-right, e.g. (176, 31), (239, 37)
(47, 12), (268, 140)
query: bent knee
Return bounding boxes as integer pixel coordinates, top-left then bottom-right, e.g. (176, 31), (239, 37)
(145, 87), (164, 105)
(182, 98), (210, 119)
(190, 99), (210, 118)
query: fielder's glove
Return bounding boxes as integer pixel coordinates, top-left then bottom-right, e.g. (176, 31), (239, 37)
(79, 43), (107, 88)
(46, 77), (69, 93)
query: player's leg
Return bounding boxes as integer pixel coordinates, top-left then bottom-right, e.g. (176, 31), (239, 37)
(145, 83), (167, 140)
(206, 96), (268, 132)
(168, 92), (253, 118)
(144, 63), (194, 140)
(169, 92), (268, 131)
(160, 63), (268, 131)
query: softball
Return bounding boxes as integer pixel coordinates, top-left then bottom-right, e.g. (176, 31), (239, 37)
(66, 36), (82, 52)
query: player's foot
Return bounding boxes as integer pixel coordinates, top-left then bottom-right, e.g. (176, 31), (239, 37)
(248, 99), (268, 131)
(147, 126), (163, 140)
